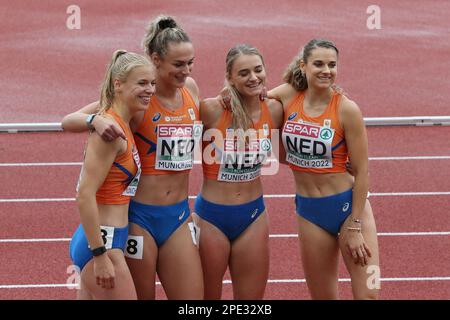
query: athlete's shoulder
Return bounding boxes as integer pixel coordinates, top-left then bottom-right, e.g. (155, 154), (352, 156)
(200, 97), (224, 129)
(268, 83), (300, 110)
(265, 98), (284, 129)
(339, 95), (364, 128)
(339, 95), (361, 114)
(184, 77), (200, 102)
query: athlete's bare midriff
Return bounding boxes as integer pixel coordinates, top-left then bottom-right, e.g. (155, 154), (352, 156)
(200, 177), (263, 205)
(132, 171), (190, 205)
(97, 203), (129, 227)
(293, 171), (354, 198)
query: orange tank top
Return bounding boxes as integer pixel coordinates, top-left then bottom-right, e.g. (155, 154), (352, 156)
(281, 91), (348, 173)
(94, 109), (141, 204)
(203, 101), (274, 182)
(133, 87), (201, 175)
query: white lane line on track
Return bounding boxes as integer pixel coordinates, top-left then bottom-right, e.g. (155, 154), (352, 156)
(1, 232), (449, 243)
(269, 232), (450, 238)
(0, 162), (82, 167)
(2, 192), (450, 203)
(2, 276), (450, 289)
(0, 155), (449, 167)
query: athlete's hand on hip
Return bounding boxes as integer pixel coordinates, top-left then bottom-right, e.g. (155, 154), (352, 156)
(93, 254), (116, 289)
(93, 115), (127, 142)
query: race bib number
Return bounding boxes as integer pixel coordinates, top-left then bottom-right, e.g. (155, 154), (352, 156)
(122, 145), (141, 196)
(282, 120), (335, 169)
(218, 138), (272, 182)
(155, 123), (203, 171)
(124, 235), (144, 260)
(97, 226), (114, 250)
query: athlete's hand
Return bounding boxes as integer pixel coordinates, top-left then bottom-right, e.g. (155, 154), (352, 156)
(93, 116), (127, 142)
(343, 230), (372, 267)
(218, 86), (267, 110)
(218, 87), (231, 110)
(93, 254), (116, 289)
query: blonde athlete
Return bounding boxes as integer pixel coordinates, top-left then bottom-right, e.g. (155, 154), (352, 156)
(63, 16), (203, 300)
(196, 44), (283, 299)
(69, 50), (155, 299)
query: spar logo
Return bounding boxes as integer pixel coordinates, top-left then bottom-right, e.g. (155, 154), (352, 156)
(320, 128), (333, 140)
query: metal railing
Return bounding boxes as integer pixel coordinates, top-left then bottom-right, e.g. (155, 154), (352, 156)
(1, 116), (450, 133)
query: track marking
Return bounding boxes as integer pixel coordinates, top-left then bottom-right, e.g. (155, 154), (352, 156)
(0, 155), (449, 167)
(0, 198), (76, 203)
(0, 162), (82, 167)
(269, 232), (450, 238)
(2, 192), (450, 203)
(2, 276), (450, 289)
(1, 231), (449, 243)
(0, 238), (71, 243)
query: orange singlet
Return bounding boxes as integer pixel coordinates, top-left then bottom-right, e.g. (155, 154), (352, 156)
(202, 101), (274, 182)
(133, 87), (201, 175)
(281, 91), (348, 173)
(89, 109), (141, 205)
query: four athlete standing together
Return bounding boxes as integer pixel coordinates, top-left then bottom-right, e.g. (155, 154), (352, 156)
(63, 15), (380, 300)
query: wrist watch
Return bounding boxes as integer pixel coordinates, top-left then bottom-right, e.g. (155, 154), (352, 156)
(86, 114), (96, 130)
(91, 245), (107, 257)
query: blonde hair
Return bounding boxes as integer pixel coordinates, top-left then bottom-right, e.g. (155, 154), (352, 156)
(225, 44), (265, 131)
(99, 50), (151, 114)
(283, 39), (339, 91)
(142, 15), (190, 58)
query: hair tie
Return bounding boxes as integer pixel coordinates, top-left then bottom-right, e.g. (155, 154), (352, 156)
(158, 18), (176, 30)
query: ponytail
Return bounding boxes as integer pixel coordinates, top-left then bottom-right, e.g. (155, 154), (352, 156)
(142, 15), (190, 58)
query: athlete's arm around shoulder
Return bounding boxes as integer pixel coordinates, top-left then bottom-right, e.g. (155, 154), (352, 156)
(199, 97), (224, 130)
(185, 76), (201, 107)
(61, 101), (100, 132)
(267, 83), (298, 111)
(61, 101), (127, 141)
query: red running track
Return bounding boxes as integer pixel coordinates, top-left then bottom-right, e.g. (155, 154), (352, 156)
(0, 126), (449, 299)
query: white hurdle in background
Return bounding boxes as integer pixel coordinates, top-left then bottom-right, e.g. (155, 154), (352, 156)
(1, 116), (450, 133)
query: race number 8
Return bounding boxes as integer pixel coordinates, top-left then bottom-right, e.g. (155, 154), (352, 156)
(124, 235), (144, 260)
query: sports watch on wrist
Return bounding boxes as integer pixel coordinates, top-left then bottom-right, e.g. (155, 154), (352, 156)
(91, 245), (107, 257)
(86, 114), (96, 130)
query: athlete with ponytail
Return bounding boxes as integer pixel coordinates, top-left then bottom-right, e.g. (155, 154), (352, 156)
(195, 44), (283, 299)
(63, 15), (204, 300)
(69, 50), (155, 299)
(271, 39), (380, 299)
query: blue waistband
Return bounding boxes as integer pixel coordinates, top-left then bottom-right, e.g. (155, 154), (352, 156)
(295, 188), (353, 235)
(129, 198), (190, 214)
(195, 194), (265, 214)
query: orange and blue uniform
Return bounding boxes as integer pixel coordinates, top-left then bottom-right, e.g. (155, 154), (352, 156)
(134, 87), (200, 175)
(70, 108), (140, 271)
(128, 87), (201, 247)
(96, 109), (141, 204)
(281, 91), (353, 235)
(282, 91), (348, 173)
(195, 101), (273, 241)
